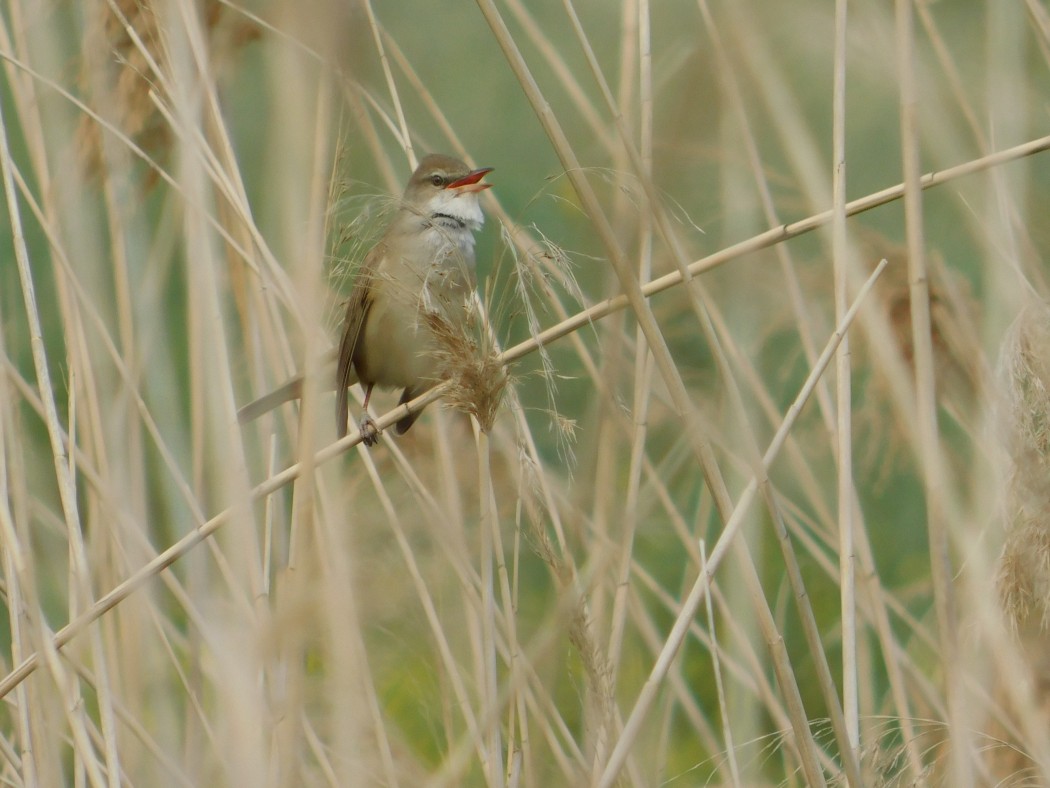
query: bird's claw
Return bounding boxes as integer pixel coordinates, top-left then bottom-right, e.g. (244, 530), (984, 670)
(359, 415), (380, 447)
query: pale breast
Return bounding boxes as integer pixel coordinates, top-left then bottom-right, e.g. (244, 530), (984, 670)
(355, 281), (442, 389)
(353, 217), (478, 390)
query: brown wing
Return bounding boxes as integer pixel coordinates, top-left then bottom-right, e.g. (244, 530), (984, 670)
(335, 244), (382, 437)
(394, 384), (430, 436)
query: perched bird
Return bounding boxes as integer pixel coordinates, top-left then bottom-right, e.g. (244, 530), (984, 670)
(237, 154), (493, 446)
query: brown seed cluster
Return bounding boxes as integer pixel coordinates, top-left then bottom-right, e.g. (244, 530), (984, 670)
(424, 307), (508, 434)
(77, 0), (260, 182)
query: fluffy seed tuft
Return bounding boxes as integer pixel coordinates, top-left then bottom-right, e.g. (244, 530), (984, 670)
(424, 306), (508, 433)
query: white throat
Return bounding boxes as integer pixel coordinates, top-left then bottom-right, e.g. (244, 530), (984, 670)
(425, 190), (485, 232)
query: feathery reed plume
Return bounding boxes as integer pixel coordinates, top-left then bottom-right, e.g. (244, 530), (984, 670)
(857, 237), (983, 398)
(989, 301), (1050, 783)
(5, 1), (1050, 783)
(850, 237), (983, 479)
(424, 303), (508, 433)
(77, 0), (259, 180)
(998, 301), (1050, 630)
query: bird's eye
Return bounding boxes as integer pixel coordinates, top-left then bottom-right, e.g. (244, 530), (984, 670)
(430, 174), (444, 187)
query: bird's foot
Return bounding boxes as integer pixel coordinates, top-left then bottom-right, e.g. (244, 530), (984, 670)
(359, 415), (380, 447)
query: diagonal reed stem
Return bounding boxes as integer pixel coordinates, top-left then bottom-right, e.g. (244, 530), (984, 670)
(0, 126), (1047, 701)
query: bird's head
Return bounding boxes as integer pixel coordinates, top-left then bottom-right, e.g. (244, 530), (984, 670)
(403, 154), (493, 231)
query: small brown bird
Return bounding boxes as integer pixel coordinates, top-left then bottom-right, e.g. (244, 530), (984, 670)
(237, 154), (493, 445)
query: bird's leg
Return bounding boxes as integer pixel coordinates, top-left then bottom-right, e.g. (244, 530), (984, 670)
(359, 383), (380, 446)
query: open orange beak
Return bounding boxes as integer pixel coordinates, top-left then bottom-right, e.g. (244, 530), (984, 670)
(447, 167), (493, 194)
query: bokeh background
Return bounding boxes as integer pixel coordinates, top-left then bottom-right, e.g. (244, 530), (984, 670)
(0, 0), (1049, 785)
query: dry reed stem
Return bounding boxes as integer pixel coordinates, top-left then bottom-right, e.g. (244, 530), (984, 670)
(677, 259), (848, 775)
(475, 426), (505, 785)
(831, 2), (861, 781)
(695, 0), (837, 436)
(491, 0), (834, 775)
(596, 260), (887, 786)
(2, 3), (1050, 782)
(689, 14), (921, 771)
(2, 122), (1044, 704)
(504, 0), (614, 154)
(604, 0), (655, 716)
(0, 39), (118, 783)
(475, 0), (728, 505)
(662, 95), (864, 784)
(702, 540), (742, 786)
(895, 1), (970, 785)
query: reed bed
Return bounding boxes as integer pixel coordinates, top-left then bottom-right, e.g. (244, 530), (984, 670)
(0, 0), (1048, 785)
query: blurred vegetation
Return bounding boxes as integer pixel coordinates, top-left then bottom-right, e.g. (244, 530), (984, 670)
(0, 0), (1049, 785)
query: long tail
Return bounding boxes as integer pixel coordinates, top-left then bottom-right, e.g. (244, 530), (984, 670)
(238, 350), (342, 424)
(237, 376), (305, 423)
